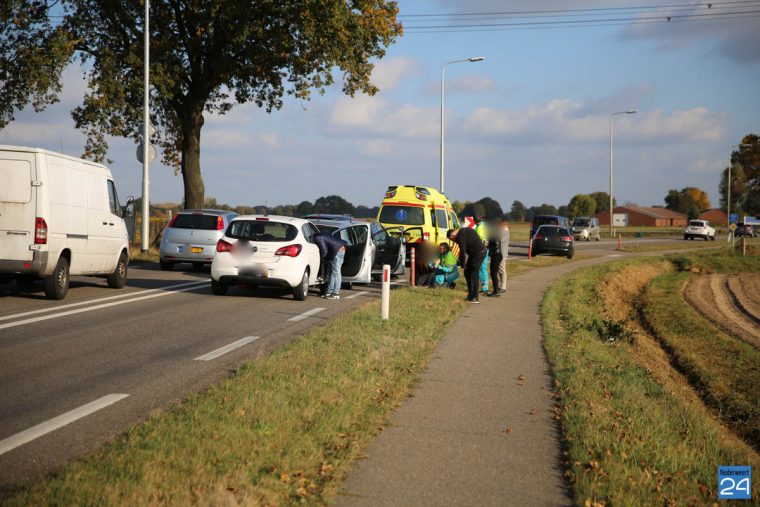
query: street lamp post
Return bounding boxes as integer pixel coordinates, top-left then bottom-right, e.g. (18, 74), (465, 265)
(141, 0), (150, 252)
(440, 56), (485, 194)
(609, 110), (637, 235)
(727, 143), (751, 241)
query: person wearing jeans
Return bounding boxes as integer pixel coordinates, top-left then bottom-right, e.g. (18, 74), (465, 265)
(326, 247), (346, 299)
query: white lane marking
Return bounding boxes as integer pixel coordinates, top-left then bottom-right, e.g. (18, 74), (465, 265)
(345, 291), (369, 300)
(194, 336), (261, 361)
(0, 280), (209, 323)
(288, 307), (326, 322)
(0, 394), (129, 456)
(0, 282), (210, 331)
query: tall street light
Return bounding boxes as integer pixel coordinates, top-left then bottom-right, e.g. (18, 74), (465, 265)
(727, 143), (751, 241)
(141, 0), (150, 252)
(609, 110), (637, 235)
(440, 56), (485, 194)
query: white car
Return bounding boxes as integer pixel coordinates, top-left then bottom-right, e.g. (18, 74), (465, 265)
(211, 215), (321, 300)
(684, 220), (715, 241)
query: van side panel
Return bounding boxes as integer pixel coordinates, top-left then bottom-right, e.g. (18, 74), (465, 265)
(46, 155), (90, 274)
(0, 153), (36, 263)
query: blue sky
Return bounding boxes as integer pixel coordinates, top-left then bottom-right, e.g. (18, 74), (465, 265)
(1, 0), (759, 212)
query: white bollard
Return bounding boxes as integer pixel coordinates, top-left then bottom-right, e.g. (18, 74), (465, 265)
(381, 264), (390, 321)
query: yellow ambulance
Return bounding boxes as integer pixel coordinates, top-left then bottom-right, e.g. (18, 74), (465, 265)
(377, 185), (461, 249)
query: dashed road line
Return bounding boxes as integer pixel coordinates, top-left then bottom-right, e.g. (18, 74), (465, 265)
(0, 394), (129, 456)
(0, 280), (209, 323)
(345, 291), (369, 300)
(287, 307), (326, 322)
(194, 336), (261, 361)
(0, 282), (210, 331)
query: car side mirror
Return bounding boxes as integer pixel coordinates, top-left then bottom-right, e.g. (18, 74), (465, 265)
(122, 196), (135, 218)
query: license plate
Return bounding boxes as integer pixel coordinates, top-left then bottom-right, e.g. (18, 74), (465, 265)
(191, 247), (203, 253)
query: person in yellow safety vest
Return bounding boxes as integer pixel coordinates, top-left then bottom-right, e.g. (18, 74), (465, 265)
(474, 215), (489, 295)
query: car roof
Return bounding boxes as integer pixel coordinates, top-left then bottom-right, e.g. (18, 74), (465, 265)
(232, 214), (310, 226)
(177, 209), (237, 216)
(309, 218), (372, 228)
(302, 214), (354, 221)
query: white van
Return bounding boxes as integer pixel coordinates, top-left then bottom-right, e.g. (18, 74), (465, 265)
(0, 145), (131, 299)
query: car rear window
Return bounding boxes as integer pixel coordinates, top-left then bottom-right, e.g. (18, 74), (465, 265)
(537, 227), (570, 237)
(172, 214), (220, 230)
(689, 221), (705, 227)
(226, 220), (298, 242)
(379, 205), (425, 226)
(534, 216), (559, 227)
(573, 219), (590, 226)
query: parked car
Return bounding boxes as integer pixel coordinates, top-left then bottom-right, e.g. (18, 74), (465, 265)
(309, 218), (406, 280)
(532, 225), (574, 259)
(734, 223), (756, 238)
(683, 220), (715, 241)
(210, 215), (322, 300)
(0, 145), (131, 300)
(159, 209), (238, 271)
(302, 214), (353, 221)
(530, 215), (570, 239)
(571, 217), (601, 241)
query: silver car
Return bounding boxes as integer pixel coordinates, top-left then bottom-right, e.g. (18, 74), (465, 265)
(159, 209), (238, 270)
(571, 217), (601, 241)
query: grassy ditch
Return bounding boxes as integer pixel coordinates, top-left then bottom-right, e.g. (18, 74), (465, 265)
(542, 251), (760, 506)
(8, 288), (465, 506)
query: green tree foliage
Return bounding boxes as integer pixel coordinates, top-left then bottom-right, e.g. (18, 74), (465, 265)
(0, 1), (73, 129)
(526, 204), (558, 220)
(589, 191), (614, 213)
(508, 200), (527, 222)
(461, 197), (503, 219)
(4, 1), (402, 209)
(313, 195), (355, 215)
(664, 187), (710, 220)
(720, 134), (760, 216)
(450, 200), (465, 215)
(567, 194), (596, 219)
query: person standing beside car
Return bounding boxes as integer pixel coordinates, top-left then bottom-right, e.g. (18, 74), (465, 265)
(474, 215), (490, 296)
(447, 227), (486, 303)
(313, 232), (348, 299)
(487, 219), (509, 297)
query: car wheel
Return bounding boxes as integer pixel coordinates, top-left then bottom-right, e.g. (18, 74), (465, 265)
(293, 269), (309, 301)
(342, 281), (353, 290)
(159, 260), (174, 271)
(211, 279), (228, 296)
(710, 235), (715, 241)
(566, 250), (574, 260)
(586, 236), (591, 242)
(704, 235), (709, 241)
(107, 253), (128, 289)
(44, 256), (69, 300)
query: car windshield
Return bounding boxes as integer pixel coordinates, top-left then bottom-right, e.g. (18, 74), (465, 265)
(572, 219), (590, 227)
(379, 205), (425, 226)
(689, 221), (705, 227)
(226, 220), (298, 242)
(171, 214), (220, 230)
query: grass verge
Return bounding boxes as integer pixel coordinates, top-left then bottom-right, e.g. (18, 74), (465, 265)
(542, 252), (760, 506)
(128, 245), (159, 264)
(7, 288), (465, 505)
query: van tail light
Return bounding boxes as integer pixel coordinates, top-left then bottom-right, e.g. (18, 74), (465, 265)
(216, 239), (235, 253)
(562, 236), (573, 242)
(167, 214), (179, 227)
(34, 217), (48, 244)
(275, 244), (302, 257)
(216, 215), (224, 230)
(423, 232), (430, 241)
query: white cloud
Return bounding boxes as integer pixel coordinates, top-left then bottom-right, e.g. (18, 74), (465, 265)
(204, 130), (280, 150)
(371, 56), (419, 92)
(462, 100), (726, 144)
(329, 94), (438, 139)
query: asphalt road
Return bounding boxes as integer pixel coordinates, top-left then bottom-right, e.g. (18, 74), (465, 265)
(0, 262), (390, 491)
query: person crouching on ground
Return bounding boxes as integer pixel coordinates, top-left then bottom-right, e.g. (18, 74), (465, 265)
(447, 227), (486, 303)
(432, 242), (459, 288)
(313, 232), (348, 299)
(414, 240), (437, 287)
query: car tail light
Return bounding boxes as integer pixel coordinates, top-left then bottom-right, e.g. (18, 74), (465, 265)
(275, 244), (302, 257)
(423, 232), (430, 241)
(34, 217), (48, 244)
(534, 234), (543, 240)
(562, 236), (573, 242)
(167, 214), (179, 227)
(216, 239), (234, 253)
(216, 215), (224, 230)
(255, 217), (269, 221)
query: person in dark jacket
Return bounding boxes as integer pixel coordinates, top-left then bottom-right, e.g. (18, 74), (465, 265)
(447, 227), (486, 303)
(313, 232), (348, 299)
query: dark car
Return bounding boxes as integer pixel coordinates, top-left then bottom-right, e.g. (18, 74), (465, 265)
(532, 225), (574, 259)
(530, 215), (570, 238)
(735, 223), (756, 238)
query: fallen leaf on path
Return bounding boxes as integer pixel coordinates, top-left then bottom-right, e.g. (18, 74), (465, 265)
(505, 427), (512, 434)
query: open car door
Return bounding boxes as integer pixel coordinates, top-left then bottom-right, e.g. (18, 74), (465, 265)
(383, 226), (406, 275)
(371, 223), (404, 275)
(333, 225), (372, 284)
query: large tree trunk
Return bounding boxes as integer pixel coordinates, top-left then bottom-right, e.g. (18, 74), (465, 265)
(180, 106), (206, 209)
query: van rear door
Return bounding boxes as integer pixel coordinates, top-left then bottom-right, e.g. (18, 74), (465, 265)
(0, 151), (37, 263)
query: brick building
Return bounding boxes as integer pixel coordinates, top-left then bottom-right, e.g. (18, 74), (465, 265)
(595, 206), (688, 227)
(698, 208), (727, 225)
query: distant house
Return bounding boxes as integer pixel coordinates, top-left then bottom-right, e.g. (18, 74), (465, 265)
(595, 206), (688, 227)
(699, 208), (727, 225)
